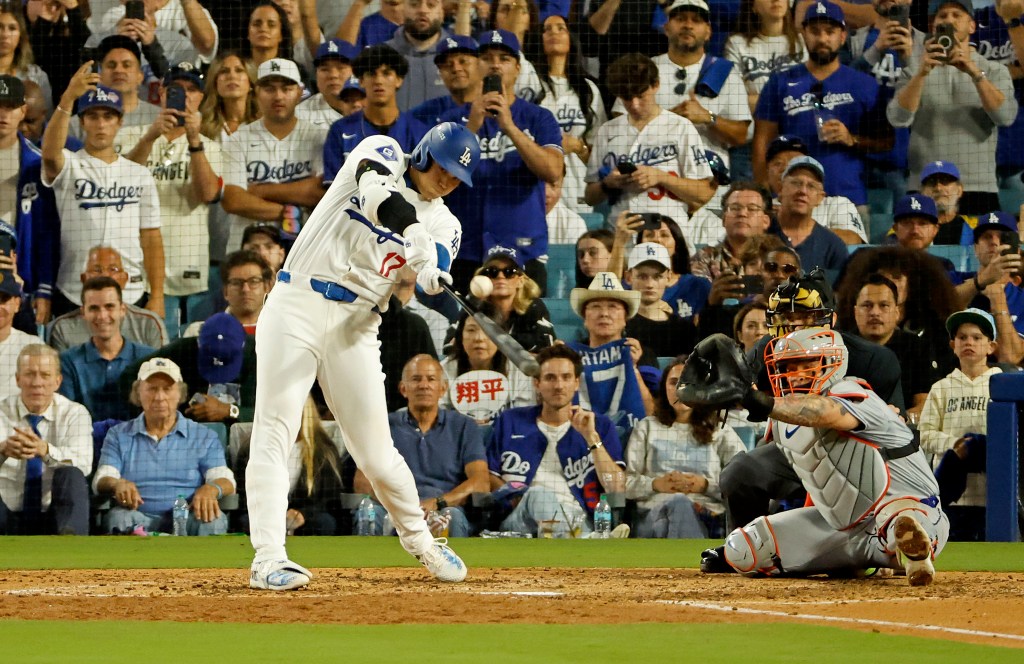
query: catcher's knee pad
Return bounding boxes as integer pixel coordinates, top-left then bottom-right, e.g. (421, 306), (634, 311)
(724, 517), (784, 576)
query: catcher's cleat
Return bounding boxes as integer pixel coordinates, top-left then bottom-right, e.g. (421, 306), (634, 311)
(893, 515), (935, 587)
(700, 545), (734, 574)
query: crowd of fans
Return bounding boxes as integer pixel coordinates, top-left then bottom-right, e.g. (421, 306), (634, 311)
(0, 0), (1021, 541)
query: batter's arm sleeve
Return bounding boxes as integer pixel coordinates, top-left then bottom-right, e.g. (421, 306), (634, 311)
(355, 159), (419, 235)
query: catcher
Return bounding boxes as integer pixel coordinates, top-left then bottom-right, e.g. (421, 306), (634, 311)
(678, 330), (949, 586)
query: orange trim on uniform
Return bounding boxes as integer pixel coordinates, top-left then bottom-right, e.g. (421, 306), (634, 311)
(727, 529), (759, 574)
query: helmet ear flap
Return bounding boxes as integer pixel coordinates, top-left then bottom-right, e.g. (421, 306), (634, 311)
(411, 143), (430, 172)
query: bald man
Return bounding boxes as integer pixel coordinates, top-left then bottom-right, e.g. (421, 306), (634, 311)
(47, 247), (168, 351)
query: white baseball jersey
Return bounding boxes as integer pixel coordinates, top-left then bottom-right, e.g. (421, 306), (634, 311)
(586, 110), (713, 247)
(724, 33), (806, 97)
(42, 149), (161, 305)
(119, 127), (224, 296)
(537, 77), (607, 214)
(296, 94), (345, 129)
(283, 135), (462, 311)
(611, 54), (752, 168)
(221, 118), (328, 251)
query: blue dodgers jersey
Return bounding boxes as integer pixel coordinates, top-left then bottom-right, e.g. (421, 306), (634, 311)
(440, 99), (563, 263)
(853, 27), (911, 170)
(756, 64), (885, 204)
(972, 5), (1024, 170)
(567, 338), (647, 436)
(663, 274), (710, 319)
(322, 111), (428, 184)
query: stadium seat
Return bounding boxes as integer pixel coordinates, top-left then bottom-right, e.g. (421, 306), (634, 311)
(546, 244), (577, 299)
(732, 426), (759, 452)
(657, 356), (675, 369)
(580, 211), (606, 231)
(542, 297), (583, 342)
(847, 243), (871, 255)
(928, 244), (977, 273)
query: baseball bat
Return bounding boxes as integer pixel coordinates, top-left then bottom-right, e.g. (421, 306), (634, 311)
(440, 283), (541, 377)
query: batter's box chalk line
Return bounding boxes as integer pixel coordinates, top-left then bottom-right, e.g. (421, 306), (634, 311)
(656, 599), (1024, 643)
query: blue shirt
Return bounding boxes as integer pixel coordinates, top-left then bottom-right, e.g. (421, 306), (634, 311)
(756, 63), (886, 204)
(972, 6), (1024, 171)
(389, 408), (485, 499)
(410, 95), (460, 127)
(663, 274), (711, 319)
(322, 111), (428, 184)
(850, 27), (912, 170)
(59, 339), (153, 421)
(772, 223), (848, 273)
(357, 13), (401, 50)
(439, 99), (563, 263)
(99, 413), (226, 513)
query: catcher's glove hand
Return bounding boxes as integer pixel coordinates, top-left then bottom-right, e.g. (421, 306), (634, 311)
(676, 334), (753, 408)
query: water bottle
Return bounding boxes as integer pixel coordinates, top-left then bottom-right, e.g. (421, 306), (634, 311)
(594, 494), (612, 539)
(356, 495), (380, 536)
(172, 495), (189, 536)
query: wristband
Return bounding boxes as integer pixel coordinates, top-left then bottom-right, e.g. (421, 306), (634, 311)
(55, 105), (72, 116)
(280, 204), (301, 236)
(973, 275), (984, 291)
(188, 142), (204, 153)
(207, 482), (224, 500)
(1010, 18), (1023, 29)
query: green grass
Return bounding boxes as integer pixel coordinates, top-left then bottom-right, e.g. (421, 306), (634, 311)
(1, 536), (1022, 571)
(1, 621), (1020, 664)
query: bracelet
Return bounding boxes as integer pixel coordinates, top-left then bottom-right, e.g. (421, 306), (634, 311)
(973, 275), (984, 290)
(55, 105), (72, 116)
(993, 310), (1011, 316)
(188, 142), (204, 153)
(207, 482), (223, 500)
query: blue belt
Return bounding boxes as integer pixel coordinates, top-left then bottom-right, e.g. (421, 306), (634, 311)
(278, 270), (358, 303)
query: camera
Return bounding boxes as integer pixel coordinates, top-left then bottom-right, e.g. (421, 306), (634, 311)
(930, 23), (957, 63)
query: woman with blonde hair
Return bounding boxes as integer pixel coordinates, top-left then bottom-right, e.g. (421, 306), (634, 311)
(199, 51), (260, 141)
(236, 396), (345, 535)
(0, 5), (51, 107)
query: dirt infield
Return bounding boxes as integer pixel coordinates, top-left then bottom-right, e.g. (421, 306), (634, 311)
(1, 568), (1023, 647)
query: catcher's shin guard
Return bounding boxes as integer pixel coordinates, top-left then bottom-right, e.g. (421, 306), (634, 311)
(723, 517), (785, 576)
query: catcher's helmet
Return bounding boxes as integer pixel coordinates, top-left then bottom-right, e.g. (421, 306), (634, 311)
(766, 268), (835, 337)
(410, 121), (480, 187)
(764, 328), (848, 397)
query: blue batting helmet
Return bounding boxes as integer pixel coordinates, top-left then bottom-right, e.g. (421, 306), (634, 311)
(410, 122), (480, 187)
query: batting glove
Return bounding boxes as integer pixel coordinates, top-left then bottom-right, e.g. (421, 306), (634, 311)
(403, 223), (437, 272)
(416, 266), (452, 296)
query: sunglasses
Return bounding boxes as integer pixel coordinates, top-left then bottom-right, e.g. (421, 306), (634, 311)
(764, 262), (799, 276)
(480, 266), (519, 279)
(674, 68), (687, 96)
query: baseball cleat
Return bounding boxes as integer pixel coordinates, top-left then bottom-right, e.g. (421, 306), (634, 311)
(893, 515), (935, 587)
(418, 538), (467, 582)
(249, 559), (313, 591)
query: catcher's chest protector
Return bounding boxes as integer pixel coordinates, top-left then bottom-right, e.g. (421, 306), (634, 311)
(775, 418), (889, 531)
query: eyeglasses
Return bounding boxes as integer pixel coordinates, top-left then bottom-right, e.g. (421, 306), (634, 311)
(763, 262), (799, 276)
(725, 204), (765, 214)
(480, 266), (519, 279)
(674, 68), (687, 96)
(783, 177), (824, 192)
(226, 277), (266, 290)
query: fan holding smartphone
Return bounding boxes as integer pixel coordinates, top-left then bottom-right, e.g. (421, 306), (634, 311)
(848, 0), (917, 64)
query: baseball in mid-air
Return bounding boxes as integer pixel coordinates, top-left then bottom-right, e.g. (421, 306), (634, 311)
(470, 275), (493, 299)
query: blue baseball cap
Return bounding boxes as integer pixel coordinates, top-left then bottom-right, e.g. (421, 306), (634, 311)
(314, 39), (358, 66)
(435, 35), (479, 65)
(198, 313), (247, 384)
(802, 0), (846, 27)
(973, 211), (1018, 242)
(77, 85), (123, 117)
(477, 29), (521, 56)
(704, 150), (731, 186)
(920, 160), (961, 184)
(766, 135), (809, 163)
(339, 76), (365, 99)
(163, 62), (204, 92)
(484, 245), (523, 269)
(783, 155), (825, 182)
(946, 308), (996, 341)
(929, 0), (974, 17)
(894, 194), (938, 223)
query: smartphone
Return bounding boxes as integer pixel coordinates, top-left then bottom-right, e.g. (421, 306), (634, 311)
(741, 274), (765, 296)
(1002, 230), (1020, 276)
(637, 212), (662, 232)
(930, 23), (957, 62)
(482, 73), (502, 115)
(0, 231), (12, 256)
(125, 0), (146, 21)
(888, 3), (910, 27)
(165, 84), (187, 126)
(618, 161), (637, 175)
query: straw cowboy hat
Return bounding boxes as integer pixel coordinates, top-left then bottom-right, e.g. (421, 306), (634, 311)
(569, 272), (641, 319)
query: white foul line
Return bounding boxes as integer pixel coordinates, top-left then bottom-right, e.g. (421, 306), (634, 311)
(656, 600), (1024, 643)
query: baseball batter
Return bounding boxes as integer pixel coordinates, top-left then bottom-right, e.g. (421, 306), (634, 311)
(246, 122), (480, 591)
(680, 330), (949, 586)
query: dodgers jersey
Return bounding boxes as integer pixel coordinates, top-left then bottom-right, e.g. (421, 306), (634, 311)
(295, 93), (344, 129)
(322, 111), (427, 185)
(756, 63), (886, 205)
(42, 149), (160, 305)
(283, 135), (461, 311)
(586, 109), (713, 248)
(537, 76), (607, 214)
(221, 118), (328, 251)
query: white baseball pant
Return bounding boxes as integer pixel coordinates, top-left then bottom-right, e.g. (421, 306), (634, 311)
(247, 280), (435, 562)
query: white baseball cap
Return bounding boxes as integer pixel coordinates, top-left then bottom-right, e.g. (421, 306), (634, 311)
(257, 58), (303, 86)
(628, 242), (672, 271)
(137, 357), (183, 383)
(666, 0), (711, 17)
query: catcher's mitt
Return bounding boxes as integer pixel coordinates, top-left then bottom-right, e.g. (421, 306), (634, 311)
(676, 334), (754, 409)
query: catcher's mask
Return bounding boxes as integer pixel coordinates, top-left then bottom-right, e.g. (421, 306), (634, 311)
(764, 328), (848, 397)
(766, 271), (834, 337)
